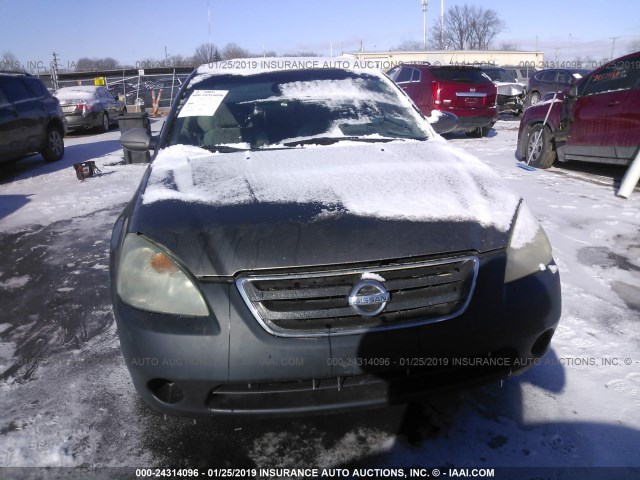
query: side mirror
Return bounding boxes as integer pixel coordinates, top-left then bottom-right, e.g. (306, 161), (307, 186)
(429, 111), (458, 135)
(120, 128), (156, 151)
(566, 84), (578, 99)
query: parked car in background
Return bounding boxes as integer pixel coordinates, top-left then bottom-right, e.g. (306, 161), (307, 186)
(479, 66), (526, 116)
(527, 68), (591, 105)
(503, 66), (537, 88)
(518, 51), (640, 169)
(387, 64), (498, 136)
(0, 72), (65, 162)
(55, 85), (126, 132)
(111, 59), (561, 416)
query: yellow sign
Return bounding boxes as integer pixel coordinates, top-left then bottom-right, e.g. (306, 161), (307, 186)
(94, 77), (106, 86)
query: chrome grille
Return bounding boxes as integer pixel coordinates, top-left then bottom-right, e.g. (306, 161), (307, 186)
(236, 256), (479, 337)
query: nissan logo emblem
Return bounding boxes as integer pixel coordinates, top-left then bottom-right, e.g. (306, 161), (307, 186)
(348, 279), (390, 317)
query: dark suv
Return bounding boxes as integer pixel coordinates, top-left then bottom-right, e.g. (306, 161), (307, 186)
(387, 64), (498, 137)
(527, 68), (591, 105)
(518, 51), (640, 168)
(0, 72), (66, 162)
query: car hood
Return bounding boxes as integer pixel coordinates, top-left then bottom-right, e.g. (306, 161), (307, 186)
(494, 82), (525, 96)
(128, 141), (521, 277)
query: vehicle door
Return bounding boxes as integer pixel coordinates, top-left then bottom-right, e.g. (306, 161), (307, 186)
(612, 56), (640, 161)
(97, 87), (117, 117)
(564, 61), (637, 161)
(0, 76), (42, 155)
(0, 85), (21, 158)
(540, 70), (558, 96)
(23, 77), (51, 144)
(392, 67), (427, 112)
(556, 71), (573, 92)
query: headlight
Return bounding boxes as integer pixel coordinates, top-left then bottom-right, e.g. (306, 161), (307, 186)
(505, 203), (553, 283)
(116, 234), (209, 316)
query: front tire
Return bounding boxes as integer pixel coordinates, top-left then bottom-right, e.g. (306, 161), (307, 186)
(41, 125), (64, 162)
(526, 124), (555, 169)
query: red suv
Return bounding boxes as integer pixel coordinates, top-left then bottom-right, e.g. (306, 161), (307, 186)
(387, 64), (498, 137)
(518, 51), (640, 169)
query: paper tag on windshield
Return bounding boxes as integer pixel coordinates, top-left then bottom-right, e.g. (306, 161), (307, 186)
(178, 90), (228, 118)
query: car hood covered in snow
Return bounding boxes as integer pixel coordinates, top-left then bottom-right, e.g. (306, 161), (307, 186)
(493, 81), (525, 97)
(128, 141), (522, 276)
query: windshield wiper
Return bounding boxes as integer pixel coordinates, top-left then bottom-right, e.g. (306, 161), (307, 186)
(282, 136), (413, 147)
(201, 144), (250, 153)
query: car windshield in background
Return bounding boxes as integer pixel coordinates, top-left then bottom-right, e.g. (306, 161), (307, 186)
(55, 89), (95, 101)
(167, 69), (429, 151)
(482, 68), (517, 83)
(429, 67), (492, 83)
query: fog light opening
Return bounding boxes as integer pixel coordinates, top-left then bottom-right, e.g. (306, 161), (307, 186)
(148, 378), (184, 404)
(531, 329), (554, 357)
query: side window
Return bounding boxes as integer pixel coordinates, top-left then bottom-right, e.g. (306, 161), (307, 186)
(582, 58), (640, 96)
(24, 78), (47, 97)
(0, 77), (33, 102)
(395, 67), (413, 83)
(541, 71), (557, 82)
(0, 86), (8, 105)
(411, 68), (421, 82)
(557, 72), (571, 85)
(387, 67), (400, 82)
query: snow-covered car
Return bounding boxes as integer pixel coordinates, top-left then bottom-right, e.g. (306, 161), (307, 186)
(55, 85), (126, 132)
(480, 67), (526, 115)
(110, 59), (562, 416)
(517, 51), (640, 169)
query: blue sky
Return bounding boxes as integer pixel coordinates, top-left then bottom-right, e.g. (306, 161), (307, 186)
(1, 0), (639, 69)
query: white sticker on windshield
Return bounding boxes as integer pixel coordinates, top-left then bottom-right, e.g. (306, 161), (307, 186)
(178, 90), (228, 118)
(572, 73), (582, 79)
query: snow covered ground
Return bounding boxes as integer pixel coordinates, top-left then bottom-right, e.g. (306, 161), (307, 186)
(0, 119), (638, 476)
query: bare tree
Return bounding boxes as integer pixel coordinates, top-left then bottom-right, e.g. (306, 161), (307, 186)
(628, 39), (640, 54)
(499, 41), (519, 51)
(281, 51), (320, 57)
(1, 51), (21, 71)
(221, 42), (251, 60)
(393, 40), (423, 51)
(193, 43), (221, 64)
(75, 57), (119, 71)
(428, 4), (505, 50)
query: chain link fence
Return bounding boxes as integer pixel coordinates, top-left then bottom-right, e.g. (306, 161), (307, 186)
(55, 70), (191, 111)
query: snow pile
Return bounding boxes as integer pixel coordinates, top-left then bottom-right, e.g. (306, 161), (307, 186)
(143, 141), (522, 232)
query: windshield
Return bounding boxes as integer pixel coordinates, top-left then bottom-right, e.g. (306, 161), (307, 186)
(166, 69), (430, 150)
(482, 68), (517, 83)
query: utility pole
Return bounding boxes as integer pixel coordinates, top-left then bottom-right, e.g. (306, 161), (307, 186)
(51, 52), (60, 91)
(610, 37), (618, 60)
(207, 0), (212, 44)
(421, 0), (428, 50)
(440, 0), (444, 50)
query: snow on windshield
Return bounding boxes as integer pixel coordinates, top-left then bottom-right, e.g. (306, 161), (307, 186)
(142, 142), (523, 233)
(271, 78), (395, 108)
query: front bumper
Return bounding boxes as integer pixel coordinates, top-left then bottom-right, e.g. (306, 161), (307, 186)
(497, 94), (525, 114)
(112, 250), (561, 416)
